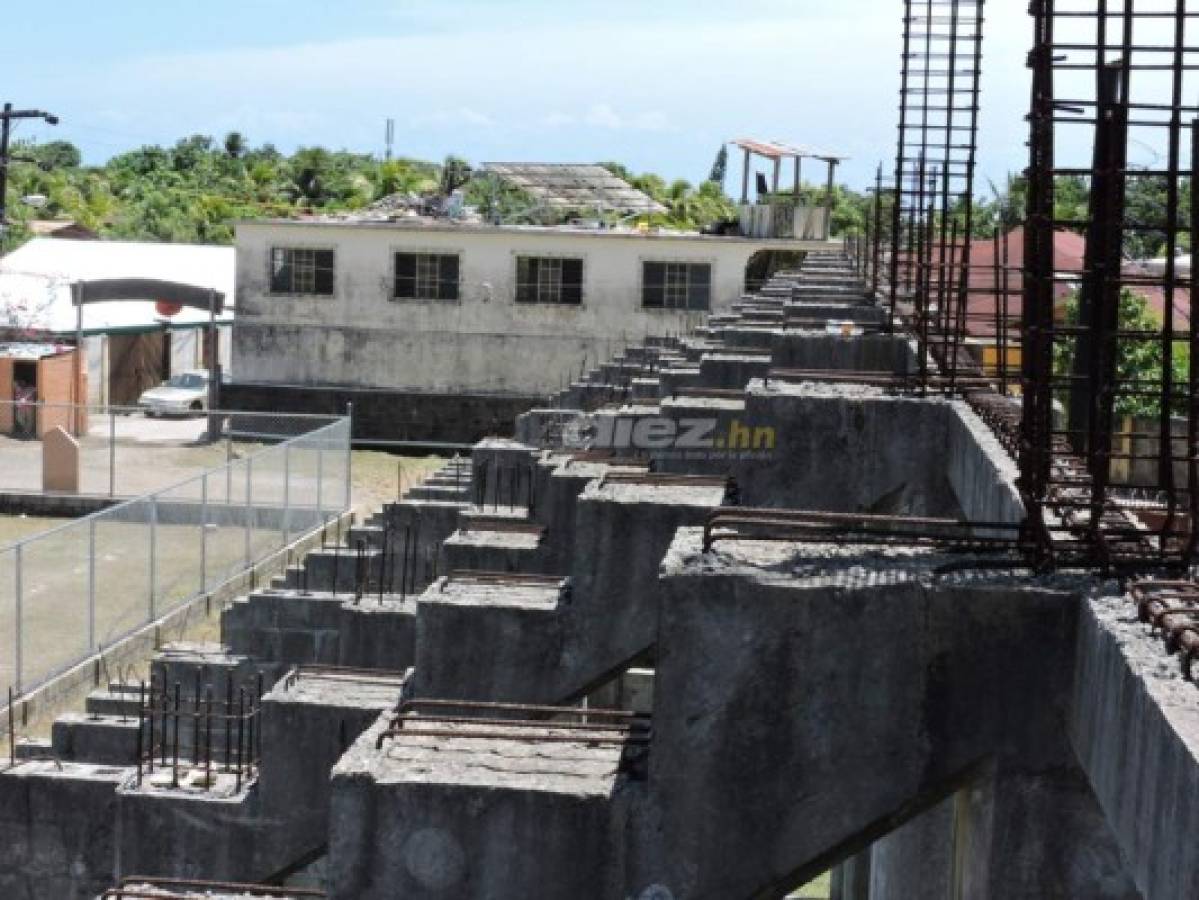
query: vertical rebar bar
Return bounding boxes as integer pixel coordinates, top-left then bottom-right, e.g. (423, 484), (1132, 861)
(88, 518), (96, 656)
(171, 681), (181, 788)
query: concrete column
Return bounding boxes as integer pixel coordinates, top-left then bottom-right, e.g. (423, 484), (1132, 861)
(869, 797), (955, 900)
(830, 850), (872, 900)
(824, 159), (838, 239)
(950, 761), (1140, 900)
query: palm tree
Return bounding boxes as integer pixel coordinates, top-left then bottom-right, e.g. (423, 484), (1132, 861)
(373, 160), (434, 200)
(224, 132), (247, 159)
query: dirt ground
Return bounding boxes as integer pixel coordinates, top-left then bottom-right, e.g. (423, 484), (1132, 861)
(348, 449), (445, 515)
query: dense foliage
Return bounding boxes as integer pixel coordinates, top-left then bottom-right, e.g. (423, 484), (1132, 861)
(2, 135), (441, 246)
(2, 135), (874, 249)
(1053, 288), (1190, 418)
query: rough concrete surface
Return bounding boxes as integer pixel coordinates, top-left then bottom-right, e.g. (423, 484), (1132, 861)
(1071, 594), (1199, 900)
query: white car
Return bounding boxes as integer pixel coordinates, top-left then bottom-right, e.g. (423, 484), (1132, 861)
(138, 370), (212, 417)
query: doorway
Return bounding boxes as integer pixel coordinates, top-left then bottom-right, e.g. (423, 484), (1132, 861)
(12, 360), (37, 438)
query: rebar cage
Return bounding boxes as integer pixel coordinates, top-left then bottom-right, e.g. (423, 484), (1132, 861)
(889, 0), (987, 390)
(1023, 0), (1199, 569)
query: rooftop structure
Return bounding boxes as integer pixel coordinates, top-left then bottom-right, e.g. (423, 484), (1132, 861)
(482, 162), (666, 216)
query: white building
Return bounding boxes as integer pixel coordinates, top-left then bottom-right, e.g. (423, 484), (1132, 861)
(232, 217), (824, 398)
(0, 238), (235, 405)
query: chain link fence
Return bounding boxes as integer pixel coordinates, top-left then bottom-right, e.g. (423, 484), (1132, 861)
(0, 401), (341, 498)
(0, 409), (351, 697)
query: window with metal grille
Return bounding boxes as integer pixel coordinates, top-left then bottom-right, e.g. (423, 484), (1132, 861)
(642, 262), (711, 310)
(515, 256), (583, 305)
(394, 252), (460, 301)
(269, 247), (335, 296)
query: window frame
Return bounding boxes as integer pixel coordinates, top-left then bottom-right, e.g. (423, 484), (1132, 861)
(640, 259), (714, 311)
(267, 246), (337, 298)
(513, 254), (585, 306)
(392, 250), (463, 302)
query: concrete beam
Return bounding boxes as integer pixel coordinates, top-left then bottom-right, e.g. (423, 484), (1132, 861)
(1070, 595), (1199, 900)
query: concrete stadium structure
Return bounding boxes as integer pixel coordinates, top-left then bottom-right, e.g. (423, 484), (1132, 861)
(1, 252), (1193, 900)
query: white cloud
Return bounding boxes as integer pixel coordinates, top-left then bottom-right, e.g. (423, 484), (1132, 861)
(33, 0), (1036, 188)
(412, 107), (495, 128)
(542, 104), (674, 133)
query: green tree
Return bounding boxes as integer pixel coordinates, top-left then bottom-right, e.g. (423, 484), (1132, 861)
(440, 155), (472, 195)
(1054, 288), (1190, 418)
(224, 132), (247, 159)
(707, 146), (728, 185)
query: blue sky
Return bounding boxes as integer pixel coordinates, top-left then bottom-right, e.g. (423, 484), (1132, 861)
(7, 0), (1033, 191)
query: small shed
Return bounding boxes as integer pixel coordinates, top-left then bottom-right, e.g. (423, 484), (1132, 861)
(0, 341), (87, 438)
(0, 238), (234, 406)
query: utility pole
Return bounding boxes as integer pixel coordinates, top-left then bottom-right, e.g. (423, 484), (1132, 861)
(0, 102), (60, 239)
(384, 118), (395, 162)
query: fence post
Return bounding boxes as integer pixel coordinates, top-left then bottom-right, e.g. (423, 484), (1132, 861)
(244, 457), (253, 568)
(88, 518), (96, 655)
(316, 434), (324, 527)
(200, 474), (209, 594)
(344, 405), (353, 513)
(14, 545), (22, 695)
(282, 443), (291, 545)
(109, 410), (116, 497)
(149, 495), (157, 619)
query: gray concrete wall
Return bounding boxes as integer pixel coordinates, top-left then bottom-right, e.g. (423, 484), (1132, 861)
(943, 400), (1024, 526)
(1070, 595), (1199, 900)
(868, 797), (955, 900)
(327, 714), (633, 900)
(0, 762), (125, 900)
(221, 381), (539, 444)
(714, 330), (917, 373)
(258, 671), (404, 876)
(735, 384), (963, 516)
(566, 481), (724, 700)
(412, 582), (562, 703)
(636, 531), (1133, 900)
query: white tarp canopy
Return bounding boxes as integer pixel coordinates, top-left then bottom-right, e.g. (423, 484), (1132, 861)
(0, 237), (235, 335)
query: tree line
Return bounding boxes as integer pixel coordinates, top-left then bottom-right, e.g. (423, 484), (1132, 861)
(2, 134), (881, 249)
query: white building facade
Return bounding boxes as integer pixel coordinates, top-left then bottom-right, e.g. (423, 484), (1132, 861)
(233, 218), (819, 396)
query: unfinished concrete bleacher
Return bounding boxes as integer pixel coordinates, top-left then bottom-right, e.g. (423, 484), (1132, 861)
(0, 253), (1190, 899)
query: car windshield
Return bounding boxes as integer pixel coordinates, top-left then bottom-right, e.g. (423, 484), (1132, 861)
(166, 373), (206, 389)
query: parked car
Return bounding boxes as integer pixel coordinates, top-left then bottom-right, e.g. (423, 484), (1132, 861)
(138, 370), (212, 417)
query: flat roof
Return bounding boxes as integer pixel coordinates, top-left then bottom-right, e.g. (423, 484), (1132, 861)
(731, 138), (848, 163)
(237, 216), (828, 249)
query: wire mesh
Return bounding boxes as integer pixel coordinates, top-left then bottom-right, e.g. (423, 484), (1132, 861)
(0, 414), (351, 700)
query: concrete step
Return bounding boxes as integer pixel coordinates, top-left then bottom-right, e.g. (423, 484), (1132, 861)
(51, 713), (140, 766)
(151, 642), (260, 697)
(85, 689), (141, 718)
(347, 525), (384, 549)
(13, 737), (52, 760)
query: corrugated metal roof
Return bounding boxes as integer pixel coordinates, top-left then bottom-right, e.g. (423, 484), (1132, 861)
(0, 238), (235, 335)
(730, 138), (847, 162)
(482, 163), (667, 215)
(0, 341), (70, 360)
